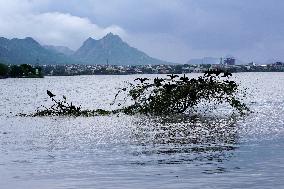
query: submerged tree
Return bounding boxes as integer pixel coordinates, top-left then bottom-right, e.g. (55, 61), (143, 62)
(116, 70), (249, 116)
(28, 70), (249, 117)
(30, 90), (110, 117)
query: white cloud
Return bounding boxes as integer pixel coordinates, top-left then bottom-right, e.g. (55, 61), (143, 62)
(0, 0), (126, 50)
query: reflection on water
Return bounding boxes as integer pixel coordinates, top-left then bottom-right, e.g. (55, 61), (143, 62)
(129, 115), (239, 174)
(1, 73), (284, 189)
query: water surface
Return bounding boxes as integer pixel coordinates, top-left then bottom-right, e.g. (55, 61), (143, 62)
(0, 73), (284, 188)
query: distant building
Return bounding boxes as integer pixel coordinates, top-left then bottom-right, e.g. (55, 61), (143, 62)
(248, 62), (256, 66)
(224, 57), (236, 65)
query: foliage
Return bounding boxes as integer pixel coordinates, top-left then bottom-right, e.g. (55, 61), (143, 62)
(29, 90), (111, 117)
(29, 70), (249, 117)
(0, 63), (8, 77)
(115, 70), (249, 116)
(9, 64), (43, 78)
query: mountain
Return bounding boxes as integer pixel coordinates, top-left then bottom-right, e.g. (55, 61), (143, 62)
(44, 45), (75, 56)
(74, 33), (170, 65)
(0, 37), (73, 65)
(0, 34), (172, 65)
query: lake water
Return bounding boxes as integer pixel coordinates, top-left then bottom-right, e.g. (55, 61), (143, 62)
(0, 73), (284, 189)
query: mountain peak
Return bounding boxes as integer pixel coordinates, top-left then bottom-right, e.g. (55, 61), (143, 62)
(24, 37), (35, 41)
(24, 37), (40, 44)
(86, 37), (95, 41)
(8, 37), (41, 47)
(82, 37), (97, 47)
(105, 32), (115, 37)
(106, 32), (114, 36)
(103, 32), (122, 41)
(74, 33), (168, 65)
(10, 37), (39, 45)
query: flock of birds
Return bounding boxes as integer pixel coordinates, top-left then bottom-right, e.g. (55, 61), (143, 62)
(204, 70), (232, 77)
(134, 70), (232, 86)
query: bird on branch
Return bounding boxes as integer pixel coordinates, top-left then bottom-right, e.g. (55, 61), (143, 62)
(180, 74), (189, 82)
(167, 74), (179, 80)
(47, 90), (56, 98)
(204, 70), (222, 77)
(135, 78), (149, 83)
(154, 78), (164, 87)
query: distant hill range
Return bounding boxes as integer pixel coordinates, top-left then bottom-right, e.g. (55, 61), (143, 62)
(0, 37), (74, 65)
(0, 33), (171, 65)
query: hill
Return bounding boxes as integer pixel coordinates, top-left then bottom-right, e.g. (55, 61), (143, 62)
(0, 37), (73, 65)
(0, 34), (172, 65)
(73, 33), (170, 65)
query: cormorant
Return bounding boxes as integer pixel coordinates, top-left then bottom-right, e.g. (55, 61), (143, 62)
(167, 74), (179, 80)
(180, 74), (189, 82)
(47, 90), (56, 98)
(135, 78), (149, 83)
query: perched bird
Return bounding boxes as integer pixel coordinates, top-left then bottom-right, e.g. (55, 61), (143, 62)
(135, 77), (149, 83)
(47, 90), (56, 98)
(163, 82), (177, 91)
(154, 78), (164, 87)
(204, 70), (222, 77)
(63, 95), (67, 101)
(167, 74), (179, 80)
(180, 74), (189, 82)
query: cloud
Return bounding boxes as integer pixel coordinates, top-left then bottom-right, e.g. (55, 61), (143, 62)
(0, 0), (126, 49)
(49, 0), (284, 62)
(1, 0), (284, 62)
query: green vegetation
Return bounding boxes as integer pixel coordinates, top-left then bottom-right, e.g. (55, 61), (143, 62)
(0, 63), (8, 78)
(28, 90), (111, 117)
(29, 70), (249, 117)
(0, 63), (43, 78)
(115, 70), (249, 115)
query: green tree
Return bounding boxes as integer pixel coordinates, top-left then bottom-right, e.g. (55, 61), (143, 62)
(9, 65), (22, 77)
(20, 64), (35, 76)
(0, 63), (8, 77)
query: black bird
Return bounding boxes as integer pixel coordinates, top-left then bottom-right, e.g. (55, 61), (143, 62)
(180, 74), (189, 82)
(164, 82), (177, 91)
(154, 78), (164, 87)
(167, 74), (179, 80)
(135, 78), (149, 83)
(222, 71), (232, 77)
(47, 90), (56, 98)
(204, 70), (222, 77)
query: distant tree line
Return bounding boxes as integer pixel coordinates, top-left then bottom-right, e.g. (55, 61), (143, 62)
(0, 63), (43, 78)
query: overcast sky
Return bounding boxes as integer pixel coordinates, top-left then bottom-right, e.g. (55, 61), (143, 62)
(0, 0), (284, 63)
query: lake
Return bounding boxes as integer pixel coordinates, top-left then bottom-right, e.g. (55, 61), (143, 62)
(1, 73), (284, 189)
